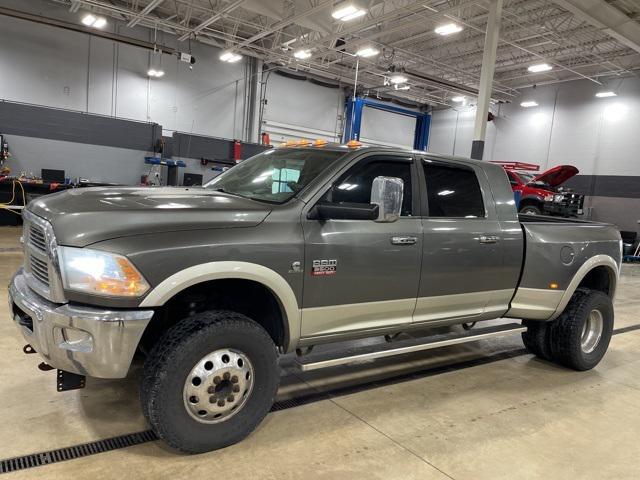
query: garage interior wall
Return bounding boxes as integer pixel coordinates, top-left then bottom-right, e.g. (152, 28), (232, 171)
(428, 77), (640, 231)
(0, 0), (256, 184)
(261, 73), (344, 143)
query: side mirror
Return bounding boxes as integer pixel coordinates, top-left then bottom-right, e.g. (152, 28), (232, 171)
(370, 176), (403, 223)
(309, 202), (379, 221)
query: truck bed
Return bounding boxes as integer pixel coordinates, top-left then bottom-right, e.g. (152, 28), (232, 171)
(506, 217), (621, 321)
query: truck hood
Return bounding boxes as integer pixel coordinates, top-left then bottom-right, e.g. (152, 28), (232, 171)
(28, 186), (272, 247)
(531, 165), (579, 187)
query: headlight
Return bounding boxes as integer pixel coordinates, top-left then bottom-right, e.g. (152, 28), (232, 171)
(58, 246), (150, 297)
(554, 194), (564, 203)
(544, 195), (553, 202)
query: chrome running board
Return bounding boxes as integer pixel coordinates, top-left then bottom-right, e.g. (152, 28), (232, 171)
(296, 323), (526, 372)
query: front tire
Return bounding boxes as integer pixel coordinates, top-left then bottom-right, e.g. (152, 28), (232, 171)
(141, 310), (280, 453)
(520, 205), (542, 215)
(549, 288), (613, 371)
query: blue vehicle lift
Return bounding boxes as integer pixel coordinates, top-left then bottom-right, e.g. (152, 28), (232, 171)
(344, 97), (431, 151)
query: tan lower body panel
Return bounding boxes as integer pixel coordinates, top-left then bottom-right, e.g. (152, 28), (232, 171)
(506, 287), (565, 320)
(301, 289), (514, 339)
(301, 298), (415, 338)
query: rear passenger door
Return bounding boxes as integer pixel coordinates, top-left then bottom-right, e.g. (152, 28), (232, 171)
(414, 156), (506, 323)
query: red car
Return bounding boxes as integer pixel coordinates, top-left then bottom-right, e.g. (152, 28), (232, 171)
(493, 162), (585, 217)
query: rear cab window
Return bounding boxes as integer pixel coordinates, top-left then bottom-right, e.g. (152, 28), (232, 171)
(421, 160), (486, 218)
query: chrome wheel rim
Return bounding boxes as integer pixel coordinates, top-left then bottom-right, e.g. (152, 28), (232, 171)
(581, 309), (604, 354)
(183, 349), (254, 424)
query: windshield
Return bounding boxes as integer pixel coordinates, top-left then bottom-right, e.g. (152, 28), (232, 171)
(204, 148), (346, 203)
(517, 172), (536, 184)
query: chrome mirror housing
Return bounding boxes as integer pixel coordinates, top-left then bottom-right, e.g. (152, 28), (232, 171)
(370, 176), (403, 223)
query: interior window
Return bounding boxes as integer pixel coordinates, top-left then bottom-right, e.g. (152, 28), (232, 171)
(326, 158), (413, 216)
(423, 161), (485, 218)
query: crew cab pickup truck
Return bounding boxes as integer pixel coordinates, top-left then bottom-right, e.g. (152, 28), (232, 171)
(9, 144), (621, 453)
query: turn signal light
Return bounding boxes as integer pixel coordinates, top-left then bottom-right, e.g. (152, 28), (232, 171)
(346, 139), (362, 148)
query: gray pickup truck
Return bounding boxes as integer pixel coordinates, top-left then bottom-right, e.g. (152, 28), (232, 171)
(9, 144), (621, 453)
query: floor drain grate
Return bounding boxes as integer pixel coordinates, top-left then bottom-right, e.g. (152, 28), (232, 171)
(0, 430), (157, 474)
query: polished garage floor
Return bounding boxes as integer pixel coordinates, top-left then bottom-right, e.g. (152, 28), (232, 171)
(1, 225), (640, 479)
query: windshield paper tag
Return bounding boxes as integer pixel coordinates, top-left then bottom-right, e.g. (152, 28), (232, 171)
(311, 259), (337, 276)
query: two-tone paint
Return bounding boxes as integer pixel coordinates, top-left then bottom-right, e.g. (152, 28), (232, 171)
(11, 146), (622, 376)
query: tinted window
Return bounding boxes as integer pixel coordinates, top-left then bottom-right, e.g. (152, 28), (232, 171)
(423, 162), (485, 218)
(506, 171), (519, 186)
(328, 158), (413, 216)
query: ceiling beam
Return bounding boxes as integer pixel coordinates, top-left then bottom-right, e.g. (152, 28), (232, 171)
(127, 0), (165, 28)
(553, 0), (640, 54)
(177, 0), (246, 42)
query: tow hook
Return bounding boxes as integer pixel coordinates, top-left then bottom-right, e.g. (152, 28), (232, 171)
(22, 344), (36, 354)
(38, 362), (54, 371)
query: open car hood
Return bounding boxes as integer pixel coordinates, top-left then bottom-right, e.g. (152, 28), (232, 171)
(531, 165), (579, 188)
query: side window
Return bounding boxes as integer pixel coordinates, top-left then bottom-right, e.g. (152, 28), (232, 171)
(326, 157), (413, 216)
(423, 162), (485, 218)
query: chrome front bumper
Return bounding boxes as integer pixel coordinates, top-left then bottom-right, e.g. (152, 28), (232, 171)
(8, 268), (154, 378)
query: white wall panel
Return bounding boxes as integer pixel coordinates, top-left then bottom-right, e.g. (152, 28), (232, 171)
(359, 107), (415, 148)
(263, 74), (342, 140)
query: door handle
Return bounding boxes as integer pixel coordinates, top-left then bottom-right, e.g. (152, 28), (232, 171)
(391, 236), (418, 245)
(478, 235), (500, 244)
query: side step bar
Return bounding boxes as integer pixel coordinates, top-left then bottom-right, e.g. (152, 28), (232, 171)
(296, 322), (526, 372)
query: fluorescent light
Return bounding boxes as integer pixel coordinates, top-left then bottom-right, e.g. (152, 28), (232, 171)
(294, 49), (311, 59)
(452, 96), (465, 102)
(434, 23), (463, 35)
(147, 69), (165, 78)
(93, 17), (107, 28)
(595, 91), (617, 98)
(528, 63), (552, 73)
(332, 3), (366, 21)
(356, 46), (379, 57)
(394, 84), (410, 91)
(81, 14), (96, 25)
(520, 101), (538, 108)
(220, 51), (242, 63)
(390, 74), (408, 84)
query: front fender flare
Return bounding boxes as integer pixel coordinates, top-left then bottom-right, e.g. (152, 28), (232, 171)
(139, 261), (301, 352)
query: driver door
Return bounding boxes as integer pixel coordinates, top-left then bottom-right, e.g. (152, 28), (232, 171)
(300, 153), (423, 339)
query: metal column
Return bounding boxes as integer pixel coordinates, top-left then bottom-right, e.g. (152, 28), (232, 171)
(471, 0), (503, 160)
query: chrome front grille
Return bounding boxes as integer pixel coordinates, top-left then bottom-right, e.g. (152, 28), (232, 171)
(29, 224), (47, 253)
(22, 210), (66, 303)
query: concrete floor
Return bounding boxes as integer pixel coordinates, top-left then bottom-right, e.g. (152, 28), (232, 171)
(1, 225), (640, 479)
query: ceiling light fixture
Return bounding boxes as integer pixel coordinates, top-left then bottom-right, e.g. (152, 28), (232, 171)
(595, 91), (617, 98)
(356, 46), (379, 57)
(394, 84), (410, 91)
(520, 101), (538, 108)
(452, 96), (465, 102)
(434, 23), (463, 35)
(294, 49), (312, 59)
(332, 2), (366, 21)
(147, 69), (165, 78)
(390, 74), (408, 84)
(81, 13), (107, 28)
(220, 51), (242, 63)
(528, 63), (552, 73)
